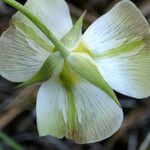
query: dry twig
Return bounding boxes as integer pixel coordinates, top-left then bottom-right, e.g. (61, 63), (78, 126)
(0, 86), (38, 129)
(103, 104), (150, 150)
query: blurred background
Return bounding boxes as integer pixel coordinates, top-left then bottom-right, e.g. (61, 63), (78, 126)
(0, 0), (150, 150)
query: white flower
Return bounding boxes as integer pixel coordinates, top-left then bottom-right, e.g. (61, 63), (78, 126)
(0, 0), (149, 144)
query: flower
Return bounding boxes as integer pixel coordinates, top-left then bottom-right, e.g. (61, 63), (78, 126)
(0, 0), (150, 144)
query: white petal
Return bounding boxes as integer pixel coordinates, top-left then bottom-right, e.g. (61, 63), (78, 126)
(12, 0), (73, 43)
(36, 79), (68, 138)
(96, 42), (150, 98)
(36, 77), (123, 143)
(66, 80), (123, 144)
(82, 0), (149, 54)
(0, 27), (49, 82)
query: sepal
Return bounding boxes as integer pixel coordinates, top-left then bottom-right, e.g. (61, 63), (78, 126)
(61, 11), (86, 49)
(18, 52), (64, 87)
(67, 53), (121, 106)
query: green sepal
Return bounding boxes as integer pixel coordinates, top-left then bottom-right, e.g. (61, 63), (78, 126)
(61, 11), (86, 49)
(18, 52), (64, 87)
(67, 53), (121, 107)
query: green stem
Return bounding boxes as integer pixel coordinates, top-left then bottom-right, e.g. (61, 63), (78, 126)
(0, 130), (24, 150)
(0, 145), (4, 150)
(2, 0), (69, 58)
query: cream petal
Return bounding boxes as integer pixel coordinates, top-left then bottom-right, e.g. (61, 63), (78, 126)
(12, 0), (73, 46)
(96, 38), (150, 98)
(82, 0), (150, 98)
(66, 80), (123, 144)
(36, 79), (68, 138)
(0, 27), (50, 82)
(82, 0), (149, 54)
(36, 78), (123, 144)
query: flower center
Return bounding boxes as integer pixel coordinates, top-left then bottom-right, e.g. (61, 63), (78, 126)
(60, 61), (79, 87)
(74, 42), (94, 58)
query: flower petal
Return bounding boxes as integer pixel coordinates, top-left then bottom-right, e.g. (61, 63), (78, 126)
(82, 0), (149, 54)
(81, 0), (150, 98)
(12, 0), (73, 45)
(96, 35), (150, 98)
(0, 27), (50, 82)
(36, 78), (123, 143)
(36, 79), (67, 138)
(66, 80), (123, 144)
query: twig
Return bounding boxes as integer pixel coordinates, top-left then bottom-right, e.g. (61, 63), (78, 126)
(103, 105), (149, 150)
(0, 130), (24, 150)
(139, 0), (150, 16)
(139, 132), (150, 150)
(0, 86), (38, 129)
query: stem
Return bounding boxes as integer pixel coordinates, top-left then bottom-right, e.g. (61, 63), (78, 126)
(0, 145), (4, 150)
(2, 0), (69, 58)
(0, 130), (24, 150)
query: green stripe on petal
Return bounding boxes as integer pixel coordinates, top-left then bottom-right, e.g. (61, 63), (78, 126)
(74, 42), (95, 58)
(79, 0), (150, 99)
(11, 20), (54, 52)
(67, 53), (120, 106)
(61, 12), (86, 50)
(95, 37), (144, 59)
(96, 35), (150, 98)
(66, 80), (123, 144)
(82, 0), (149, 54)
(65, 86), (77, 140)
(37, 75), (123, 144)
(19, 52), (64, 87)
